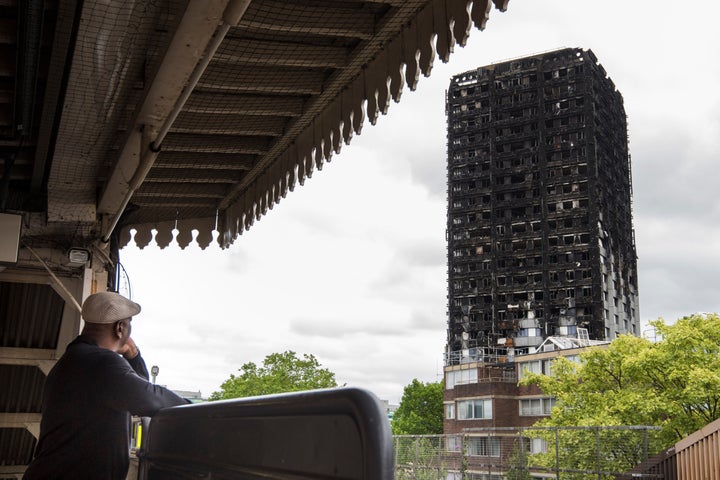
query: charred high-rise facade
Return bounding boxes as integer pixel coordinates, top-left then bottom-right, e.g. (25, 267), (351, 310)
(445, 48), (639, 363)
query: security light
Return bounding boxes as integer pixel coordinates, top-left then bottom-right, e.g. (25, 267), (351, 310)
(67, 248), (90, 265)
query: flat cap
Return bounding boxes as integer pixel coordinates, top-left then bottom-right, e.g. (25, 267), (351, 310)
(81, 291), (141, 324)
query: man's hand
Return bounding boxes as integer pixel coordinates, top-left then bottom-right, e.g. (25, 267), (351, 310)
(119, 337), (139, 360)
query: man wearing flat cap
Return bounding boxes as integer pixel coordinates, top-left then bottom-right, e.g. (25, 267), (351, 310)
(24, 291), (189, 480)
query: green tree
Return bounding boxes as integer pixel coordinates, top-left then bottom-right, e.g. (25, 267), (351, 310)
(392, 379), (443, 435)
(520, 313), (720, 448)
(209, 350), (338, 400)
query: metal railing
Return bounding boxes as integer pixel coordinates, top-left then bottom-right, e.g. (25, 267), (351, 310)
(394, 426), (665, 480)
(444, 347), (517, 366)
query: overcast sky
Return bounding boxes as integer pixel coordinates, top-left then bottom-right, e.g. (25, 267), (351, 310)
(120, 1), (720, 403)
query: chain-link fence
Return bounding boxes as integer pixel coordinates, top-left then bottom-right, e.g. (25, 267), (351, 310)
(394, 426), (664, 480)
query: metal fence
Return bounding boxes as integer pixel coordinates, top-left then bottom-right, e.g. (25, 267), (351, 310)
(617, 416), (720, 480)
(393, 426), (665, 480)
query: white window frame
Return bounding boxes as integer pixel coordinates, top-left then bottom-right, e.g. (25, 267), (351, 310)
(457, 398), (492, 420)
(519, 397), (556, 416)
(467, 436), (501, 457)
(445, 435), (462, 452)
(526, 437), (548, 454)
(446, 368), (478, 389)
(517, 360), (542, 379)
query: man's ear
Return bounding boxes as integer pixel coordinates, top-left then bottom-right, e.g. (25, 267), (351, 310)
(114, 320), (124, 339)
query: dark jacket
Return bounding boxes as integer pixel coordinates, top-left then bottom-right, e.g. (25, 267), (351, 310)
(23, 336), (188, 480)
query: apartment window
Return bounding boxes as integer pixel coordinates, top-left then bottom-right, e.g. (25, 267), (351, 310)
(467, 437), (501, 457)
(519, 397), (556, 416)
(466, 475), (503, 480)
(446, 435), (462, 452)
(446, 369), (478, 389)
(445, 403), (456, 419)
(517, 360), (542, 379)
(457, 398), (492, 420)
(524, 438), (548, 454)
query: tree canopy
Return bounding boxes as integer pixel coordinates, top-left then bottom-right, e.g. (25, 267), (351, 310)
(520, 313), (720, 446)
(209, 350), (339, 401)
(392, 379), (443, 435)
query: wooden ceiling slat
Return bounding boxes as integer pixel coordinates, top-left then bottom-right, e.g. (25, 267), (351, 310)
(354, 0), (405, 5)
(216, 37), (349, 69)
(160, 134), (271, 155)
(240, 1), (375, 40)
(197, 64), (325, 95)
(135, 183), (228, 198)
(182, 92), (304, 117)
(144, 167), (245, 184)
(131, 199), (219, 208)
(170, 112), (287, 137)
(153, 152), (256, 171)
